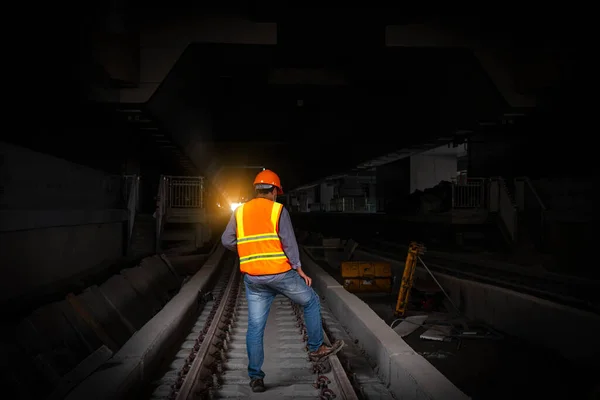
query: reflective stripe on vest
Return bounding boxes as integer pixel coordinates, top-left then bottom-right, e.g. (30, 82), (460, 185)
(234, 199), (291, 275)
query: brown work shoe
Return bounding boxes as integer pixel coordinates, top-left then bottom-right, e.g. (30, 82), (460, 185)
(249, 378), (266, 393)
(308, 339), (345, 362)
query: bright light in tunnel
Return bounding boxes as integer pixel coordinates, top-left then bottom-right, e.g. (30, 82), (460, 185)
(230, 202), (242, 212)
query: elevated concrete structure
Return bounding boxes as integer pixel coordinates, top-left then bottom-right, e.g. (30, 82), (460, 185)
(65, 247), (227, 400)
(386, 23), (538, 108)
(0, 142), (128, 304)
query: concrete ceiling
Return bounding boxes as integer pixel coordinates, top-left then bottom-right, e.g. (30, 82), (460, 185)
(23, 7), (584, 192)
(422, 143), (467, 157)
(147, 42), (509, 189)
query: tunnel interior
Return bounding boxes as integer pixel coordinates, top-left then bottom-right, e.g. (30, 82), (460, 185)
(1, 7), (596, 400)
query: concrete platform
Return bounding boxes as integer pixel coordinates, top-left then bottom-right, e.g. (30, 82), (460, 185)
(64, 246), (227, 400)
(299, 247), (469, 400)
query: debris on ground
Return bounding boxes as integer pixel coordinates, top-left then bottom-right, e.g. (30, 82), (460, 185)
(420, 325), (454, 341)
(392, 315), (428, 337)
(419, 350), (454, 360)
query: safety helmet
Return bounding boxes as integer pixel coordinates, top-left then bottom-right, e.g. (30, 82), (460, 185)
(253, 169), (283, 195)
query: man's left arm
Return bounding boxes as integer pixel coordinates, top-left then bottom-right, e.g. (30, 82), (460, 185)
(221, 213), (238, 252)
(277, 207), (301, 269)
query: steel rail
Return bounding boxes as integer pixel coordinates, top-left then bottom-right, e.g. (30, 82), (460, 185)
(170, 264), (359, 399)
(322, 326), (359, 400)
(175, 263), (240, 400)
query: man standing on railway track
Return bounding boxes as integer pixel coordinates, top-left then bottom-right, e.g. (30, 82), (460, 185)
(221, 169), (345, 393)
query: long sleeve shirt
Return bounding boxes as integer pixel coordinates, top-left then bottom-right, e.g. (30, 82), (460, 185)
(221, 204), (301, 284)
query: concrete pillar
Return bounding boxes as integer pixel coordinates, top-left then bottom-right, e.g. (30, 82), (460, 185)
(320, 183), (334, 210)
(368, 183), (377, 211)
(409, 154), (457, 193)
(515, 180), (525, 211)
(375, 159), (410, 213)
(489, 180), (499, 212)
(306, 187), (315, 211)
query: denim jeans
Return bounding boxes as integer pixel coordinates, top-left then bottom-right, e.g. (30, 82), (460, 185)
(244, 270), (323, 380)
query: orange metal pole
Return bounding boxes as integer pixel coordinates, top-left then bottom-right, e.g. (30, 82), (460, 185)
(395, 242), (426, 316)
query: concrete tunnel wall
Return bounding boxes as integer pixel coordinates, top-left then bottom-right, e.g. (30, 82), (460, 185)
(0, 141), (128, 304)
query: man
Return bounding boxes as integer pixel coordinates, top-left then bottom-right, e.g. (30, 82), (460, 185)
(221, 169), (345, 393)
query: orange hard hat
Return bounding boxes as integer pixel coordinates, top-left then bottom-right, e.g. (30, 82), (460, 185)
(254, 169), (283, 195)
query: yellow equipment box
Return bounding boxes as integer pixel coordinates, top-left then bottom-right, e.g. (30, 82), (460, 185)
(341, 262), (392, 293)
(341, 262), (392, 278)
(343, 278), (392, 293)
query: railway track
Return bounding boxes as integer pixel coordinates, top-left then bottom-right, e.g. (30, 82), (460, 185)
(360, 240), (600, 314)
(146, 258), (366, 399)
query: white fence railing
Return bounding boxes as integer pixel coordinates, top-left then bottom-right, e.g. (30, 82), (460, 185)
(169, 176), (204, 208)
(155, 175), (205, 251)
(328, 197), (375, 213)
(452, 176), (518, 243)
(451, 177), (486, 208)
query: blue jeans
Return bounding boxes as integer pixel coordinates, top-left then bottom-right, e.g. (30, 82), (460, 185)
(244, 270), (323, 380)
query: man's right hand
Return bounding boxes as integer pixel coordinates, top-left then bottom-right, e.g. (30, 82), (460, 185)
(296, 267), (312, 287)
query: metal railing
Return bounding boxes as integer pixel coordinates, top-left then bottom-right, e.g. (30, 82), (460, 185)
(155, 175), (205, 252)
(515, 176), (547, 251)
(494, 177), (518, 243)
(123, 175), (140, 242)
(168, 176), (204, 209)
(329, 197), (376, 213)
(451, 177), (486, 208)
(156, 176), (169, 252)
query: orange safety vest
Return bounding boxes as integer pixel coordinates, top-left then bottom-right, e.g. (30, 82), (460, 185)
(234, 198), (292, 276)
